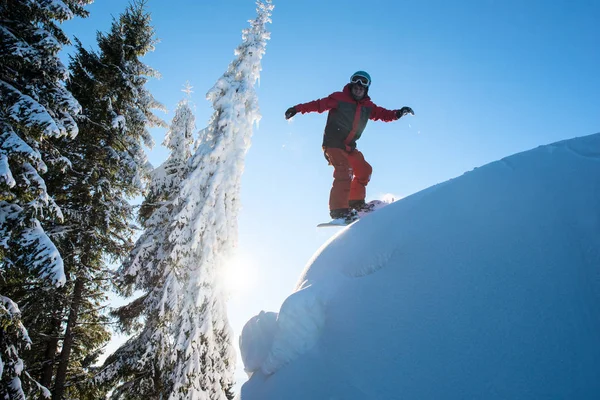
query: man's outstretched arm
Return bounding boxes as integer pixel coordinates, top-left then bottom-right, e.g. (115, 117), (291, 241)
(370, 104), (414, 122)
(285, 95), (338, 119)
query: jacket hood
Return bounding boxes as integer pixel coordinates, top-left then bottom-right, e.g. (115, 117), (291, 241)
(343, 83), (371, 102)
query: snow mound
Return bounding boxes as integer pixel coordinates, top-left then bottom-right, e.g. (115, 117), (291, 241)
(259, 285), (327, 375)
(239, 311), (277, 376)
(240, 132), (600, 399)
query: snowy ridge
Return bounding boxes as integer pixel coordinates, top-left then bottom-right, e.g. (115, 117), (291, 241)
(241, 231), (365, 376)
(241, 132), (600, 399)
(260, 284), (327, 375)
(239, 311), (277, 374)
(242, 199), (400, 376)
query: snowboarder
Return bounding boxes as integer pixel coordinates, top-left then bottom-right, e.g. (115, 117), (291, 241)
(285, 71), (414, 223)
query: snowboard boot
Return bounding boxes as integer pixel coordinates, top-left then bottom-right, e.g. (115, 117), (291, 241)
(349, 199), (375, 212)
(330, 208), (359, 223)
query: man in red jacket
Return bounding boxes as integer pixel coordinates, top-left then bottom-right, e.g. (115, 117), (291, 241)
(285, 71), (414, 222)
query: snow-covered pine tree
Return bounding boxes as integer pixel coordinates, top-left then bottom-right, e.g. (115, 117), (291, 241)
(1, 1), (166, 398)
(0, 1), (92, 398)
(49, 2), (164, 399)
(99, 1), (273, 398)
(139, 90), (196, 224)
(98, 91), (197, 399)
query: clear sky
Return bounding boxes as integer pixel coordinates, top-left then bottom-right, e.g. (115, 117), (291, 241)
(61, 0), (600, 388)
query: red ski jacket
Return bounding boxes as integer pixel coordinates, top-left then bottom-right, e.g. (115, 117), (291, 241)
(294, 84), (398, 151)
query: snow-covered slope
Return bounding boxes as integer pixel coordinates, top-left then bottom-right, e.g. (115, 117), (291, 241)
(240, 132), (600, 399)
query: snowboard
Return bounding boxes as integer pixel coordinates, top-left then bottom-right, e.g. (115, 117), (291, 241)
(317, 199), (393, 228)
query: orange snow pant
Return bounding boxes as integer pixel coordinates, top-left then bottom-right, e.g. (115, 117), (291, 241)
(324, 147), (372, 211)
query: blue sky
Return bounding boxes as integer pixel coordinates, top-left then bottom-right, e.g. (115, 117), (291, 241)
(61, 0), (600, 387)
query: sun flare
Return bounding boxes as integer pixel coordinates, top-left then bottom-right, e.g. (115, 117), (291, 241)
(221, 252), (257, 297)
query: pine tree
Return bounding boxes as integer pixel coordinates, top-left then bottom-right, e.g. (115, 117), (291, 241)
(48, 2), (164, 398)
(1, 1), (165, 398)
(99, 91), (196, 399)
(99, 1), (273, 398)
(0, 1), (92, 398)
(139, 86), (196, 224)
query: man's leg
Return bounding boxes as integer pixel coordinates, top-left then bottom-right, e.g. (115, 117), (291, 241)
(324, 147), (352, 214)
(348, 149), (372, 203)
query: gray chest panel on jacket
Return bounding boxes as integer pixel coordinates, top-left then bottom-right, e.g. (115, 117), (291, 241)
(323, 101), (372, 147)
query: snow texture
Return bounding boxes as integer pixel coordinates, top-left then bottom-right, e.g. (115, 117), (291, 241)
(0, 154), (16, 188)
(0, 295), (35, 397)
(240, 132), (600, 400)
(239, 311), (277, 377)
(0, 0), (89, 289)
(20, 219), (66, 286)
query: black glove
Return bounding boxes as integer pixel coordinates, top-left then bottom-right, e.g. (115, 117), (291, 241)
(285, 107), (297, 120)
(396, 106), (414, 119)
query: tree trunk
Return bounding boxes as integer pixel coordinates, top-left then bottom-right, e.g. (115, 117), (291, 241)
(39, 308), (62, 399)
(52, 278), (84, 400)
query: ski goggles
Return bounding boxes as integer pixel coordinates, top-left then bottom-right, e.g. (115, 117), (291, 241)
(350, 75), (370, 87)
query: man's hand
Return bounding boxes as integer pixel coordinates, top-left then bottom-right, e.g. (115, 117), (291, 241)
(285, 107), (297, 120)
(395, 106), (414, 119)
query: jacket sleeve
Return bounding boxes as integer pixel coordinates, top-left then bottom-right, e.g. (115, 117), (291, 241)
(295, 94), (338, 114)
(369, 103), (398, 122)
